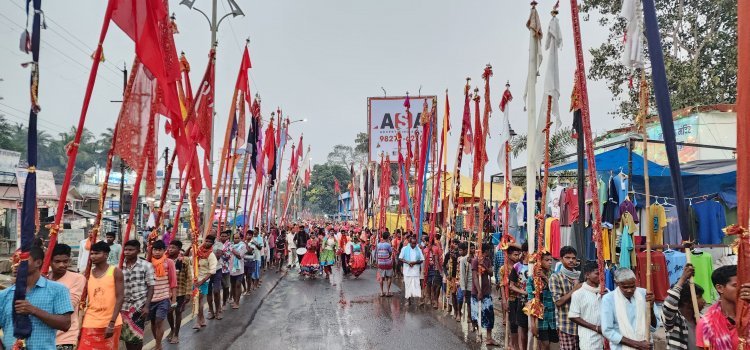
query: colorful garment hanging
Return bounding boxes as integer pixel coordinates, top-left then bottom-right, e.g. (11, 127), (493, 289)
(690, 200), (727, 245)
(688, 251), (716, 304)
(648, 203), (668, 246)
(635, 250), (669, 302)
(663, 249), (686, 287)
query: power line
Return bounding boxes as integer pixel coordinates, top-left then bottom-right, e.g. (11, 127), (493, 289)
(7, 1), (125, 77)
(219, 0), (261, 95)
(0, 102), (70, 130)
(0, 12), (122, 90)
(0, 108), (63, 135)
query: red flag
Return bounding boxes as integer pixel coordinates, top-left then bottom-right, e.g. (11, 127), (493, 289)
(113, 59), (157, 173)
(334, 179), (341, 194)
(472, 94), (483, 190)
(304, 165), (311, 187)
(398, 151), (408, 211)
(462, 88), (474, 154)
(111, 0), (181, 121)
(188, 52), (215, 192)
(500, 87), (513, 113)
(296, 135), (304, 163)
(236, 46), (252, 93)
(188, 53), (214, 151)
(234, 47), (252, 147)
(263, 119), (276, 175)
(289, 144), (298, 175)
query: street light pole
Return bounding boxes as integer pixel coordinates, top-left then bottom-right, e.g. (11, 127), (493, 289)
(180, 0), (244, 233)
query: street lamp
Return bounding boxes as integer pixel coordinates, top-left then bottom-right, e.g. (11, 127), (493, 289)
(180, 0), (244, 232)
(180, 0), (244, 47)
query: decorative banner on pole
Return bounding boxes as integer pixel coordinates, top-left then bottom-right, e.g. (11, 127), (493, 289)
(368, 96), (437, 162)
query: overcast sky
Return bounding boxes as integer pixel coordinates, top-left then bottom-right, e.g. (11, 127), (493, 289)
(0, 0), (621, 180)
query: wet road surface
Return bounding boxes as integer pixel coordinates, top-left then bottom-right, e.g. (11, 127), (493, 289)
(153, 264), (511, 350)
(229, 266), (507, 350)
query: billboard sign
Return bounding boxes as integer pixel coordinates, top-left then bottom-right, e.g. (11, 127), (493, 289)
(0, 150), (20, 171)
(16, 168), (58, 200)
(368, 96), (437, 162)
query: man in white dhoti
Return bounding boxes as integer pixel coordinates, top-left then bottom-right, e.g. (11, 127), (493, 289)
(399, 235), (424, 305)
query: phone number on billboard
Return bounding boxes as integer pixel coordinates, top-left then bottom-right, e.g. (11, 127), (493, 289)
(379, 135), (418, 142)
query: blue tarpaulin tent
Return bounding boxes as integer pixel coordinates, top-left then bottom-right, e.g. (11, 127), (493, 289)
(548, 146), (737, 205)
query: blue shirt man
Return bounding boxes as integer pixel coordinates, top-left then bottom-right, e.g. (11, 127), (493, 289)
(600, 268), (657, 350)
(0, 246), (73, 349)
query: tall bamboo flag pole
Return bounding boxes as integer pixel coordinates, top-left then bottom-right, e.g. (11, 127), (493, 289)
(735, 0), (750, 347)
(450, 79), (472, 240)
(524, 3), (543, 305)
(499, 82), (514, 350)
(42, 0), (115, 273)
(568, 0), (605, 293)
(635, 71), (656, 339)
(206, 98), (239, 236)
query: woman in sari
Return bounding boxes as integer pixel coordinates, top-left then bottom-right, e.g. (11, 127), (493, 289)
(300, 234), (320, 277)
(349, 235), (367, 278)
(319, 230), (338, 279)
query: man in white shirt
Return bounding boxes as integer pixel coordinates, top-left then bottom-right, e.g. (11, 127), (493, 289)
(398, 235), (424, 306)
(77, 236), (91, 273)
(569, 261), (607, 350)
(286, 229), (297, 269)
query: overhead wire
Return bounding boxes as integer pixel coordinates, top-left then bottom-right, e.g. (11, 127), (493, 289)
(0, 11), (122, 90)
(219, 0), (261, 95)
(7, 0), (126, 77)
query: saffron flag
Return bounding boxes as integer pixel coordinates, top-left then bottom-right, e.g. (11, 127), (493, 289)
(334, 179), (341, 194)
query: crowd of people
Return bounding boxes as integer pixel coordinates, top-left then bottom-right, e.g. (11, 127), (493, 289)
(4, 221), (750, 350)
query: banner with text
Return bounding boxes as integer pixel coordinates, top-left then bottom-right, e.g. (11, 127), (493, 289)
(368, 96), (436, 162)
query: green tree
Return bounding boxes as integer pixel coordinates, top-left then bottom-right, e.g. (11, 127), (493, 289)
(301, 163), (350, 215)
(511, 127), (577, 164)
(327, 145), (355, 168)
(582, 0), (737, 120)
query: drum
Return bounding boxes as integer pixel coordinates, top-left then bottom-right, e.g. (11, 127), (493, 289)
(296, 247), (308, 255)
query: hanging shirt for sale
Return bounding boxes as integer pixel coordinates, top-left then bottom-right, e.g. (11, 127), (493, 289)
(635, 250), (669, 302)
(612, 173), (629, 205)
(691, 201), (727, 245)
(617, 200), (639, 224)
(663, 250), (686, 287)
(598, 177), (607, 215)
(619, 212), (637, 269)
(648, 203), (668, 246)
(608, 176), (619, 204)
(601, 200), (619, 229)
(565, 188), (580, 224)
(584, 184), (594, 228)
(689, 251), (716, 304)
(602, 228), (611, 262)
(545, 217), (561, 258)
(548, 186), (565, 219)
(605, 266), (615, 291)
(559, 189), (571, 226)
(663, 207), (681, 245)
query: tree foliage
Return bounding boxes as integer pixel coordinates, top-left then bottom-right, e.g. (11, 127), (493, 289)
(301, 163), (350, 215)
(0, 122), (112, 182)
(511, 127), (577, 164)
(582, 0), (737, 120)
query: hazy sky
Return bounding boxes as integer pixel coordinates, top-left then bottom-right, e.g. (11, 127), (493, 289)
(0, 0), (620, 180)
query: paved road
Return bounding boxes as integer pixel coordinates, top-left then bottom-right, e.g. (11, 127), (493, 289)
(156, 265), (510, 350)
